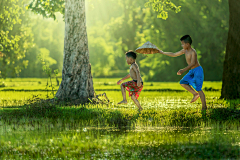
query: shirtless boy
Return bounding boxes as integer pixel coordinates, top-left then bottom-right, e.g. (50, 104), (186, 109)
(158, 35), (207, 110)
(117, 51), (144, 111)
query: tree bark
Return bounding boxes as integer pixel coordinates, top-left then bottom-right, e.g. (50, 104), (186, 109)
(221, 0), (240, 99)
(55, 0), (95, 102)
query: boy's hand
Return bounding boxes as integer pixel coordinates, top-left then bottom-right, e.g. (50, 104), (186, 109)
(177, 69), (184, 75)
(157, 49), (164, 54)
(117, 80), (123, 85)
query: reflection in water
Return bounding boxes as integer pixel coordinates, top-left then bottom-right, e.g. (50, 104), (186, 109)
(1, 122), (240, 159)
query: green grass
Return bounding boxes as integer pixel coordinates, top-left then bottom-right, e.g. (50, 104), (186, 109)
(0, 125), (240, 159)
(0, 78), (239, 159)
(1, 78), (222, 91)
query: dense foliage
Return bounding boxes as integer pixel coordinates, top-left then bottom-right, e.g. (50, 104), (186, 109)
(0, 0), (33, 78)
(1, 0), (229, 81)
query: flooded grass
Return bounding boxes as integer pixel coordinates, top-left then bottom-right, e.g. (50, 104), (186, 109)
(0, 79), (239, 159)
(0, 123), (240, 159)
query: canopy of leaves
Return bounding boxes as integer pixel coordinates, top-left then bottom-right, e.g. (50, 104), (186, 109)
(24, 0), (228, 82)
(27, 0), (65, 20)
(145, 0), (181, 19)
(0, 0), (33, 78)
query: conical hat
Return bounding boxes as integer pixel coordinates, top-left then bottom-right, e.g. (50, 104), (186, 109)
(135, 41), (160, 54)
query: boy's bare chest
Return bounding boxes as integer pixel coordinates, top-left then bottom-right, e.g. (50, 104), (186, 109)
(130, 66), (137, 77)
(185, 52), (192, 63)
(130, 67), (135, 74)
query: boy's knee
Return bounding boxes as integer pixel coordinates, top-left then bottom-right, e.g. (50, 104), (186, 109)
(180, 83), (187, 87)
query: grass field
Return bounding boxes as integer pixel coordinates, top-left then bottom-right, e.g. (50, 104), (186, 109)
(0, 78), (239, 159)
(1, 78), (222, 91)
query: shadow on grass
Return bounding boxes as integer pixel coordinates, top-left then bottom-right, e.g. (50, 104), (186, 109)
(208, 107), (240, 120)
(0, 99), (139, 130)
(0, 99), (240, 129)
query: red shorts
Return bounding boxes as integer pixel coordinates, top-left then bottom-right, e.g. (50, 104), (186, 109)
(122, 80), (143, 99)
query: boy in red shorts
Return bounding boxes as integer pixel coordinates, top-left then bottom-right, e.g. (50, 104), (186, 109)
(117, 50), (144, 111)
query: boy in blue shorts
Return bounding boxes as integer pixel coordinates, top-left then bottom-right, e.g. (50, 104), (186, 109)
(158, 35), (207, 110)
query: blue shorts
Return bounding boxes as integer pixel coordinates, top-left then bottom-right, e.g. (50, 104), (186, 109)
(179, 66), (204, 91)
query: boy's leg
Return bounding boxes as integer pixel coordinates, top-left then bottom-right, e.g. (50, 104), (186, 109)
(118, 84), (127, 104)
(180, 84), (199, 103)
(198, 90), (207, 110)
(131, 95), (143, 111)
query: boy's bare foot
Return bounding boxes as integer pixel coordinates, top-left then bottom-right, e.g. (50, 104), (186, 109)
(118, 100), (127, 104)
(190, 94), (199, 103)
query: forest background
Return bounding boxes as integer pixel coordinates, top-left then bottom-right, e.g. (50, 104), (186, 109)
(1, 0), (228, 82)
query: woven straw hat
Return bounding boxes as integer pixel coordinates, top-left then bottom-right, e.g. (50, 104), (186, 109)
(135, 41), (160, 54)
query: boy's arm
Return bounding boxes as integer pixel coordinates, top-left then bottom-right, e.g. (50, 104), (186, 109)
(177, 51), (197, 75)
(158, 49), (185, 57)
(132, 64), (142, 87)
(117, 74), (130, 84)
(121, 74), (131, 80)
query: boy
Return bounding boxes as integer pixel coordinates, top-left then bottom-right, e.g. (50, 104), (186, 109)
(158, 35), (207, 110)
(117, 50), (144, 111)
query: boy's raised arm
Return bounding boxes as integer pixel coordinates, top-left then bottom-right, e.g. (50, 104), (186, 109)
(158, 49), (185, 57)
(117, 74), (130, 84)
(122, 74), (131, 80)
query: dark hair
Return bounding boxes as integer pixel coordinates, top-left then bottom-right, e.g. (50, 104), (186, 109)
(180, 35), (192, 45)
(125, 50), (137, 59)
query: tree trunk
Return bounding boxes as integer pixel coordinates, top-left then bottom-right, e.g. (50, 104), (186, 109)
(221, 0), (240, 99)
(55, 0), (95, 102)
